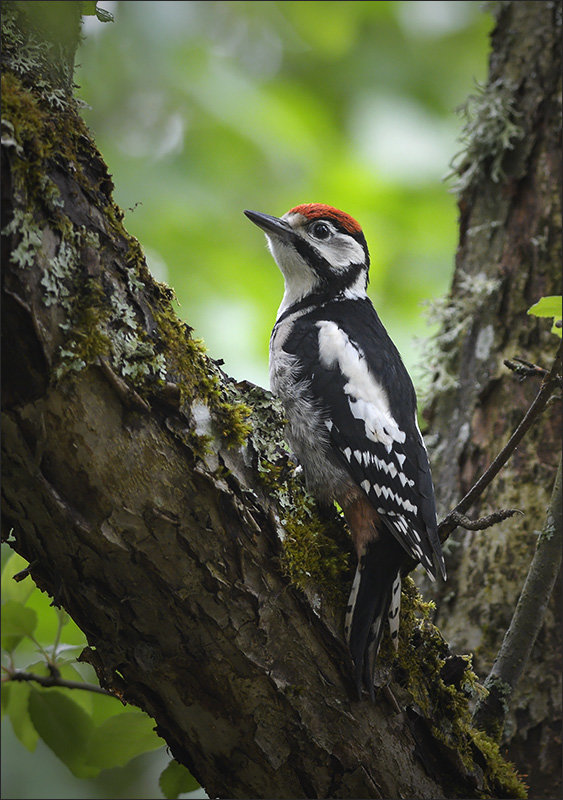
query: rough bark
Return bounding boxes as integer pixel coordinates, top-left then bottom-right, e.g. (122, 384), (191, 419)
(472, 456), (562, 738)
(422, 2), (562, 797)
(1, 2), (555, 798)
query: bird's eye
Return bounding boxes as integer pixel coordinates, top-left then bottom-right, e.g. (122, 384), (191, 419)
(310, 221), (331, 240)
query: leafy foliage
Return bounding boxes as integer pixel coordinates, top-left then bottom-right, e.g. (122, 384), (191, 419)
(528, 295), (562, 338)
(80, 1), (114, 23)
(159, 760), (201, 800)
(1, 548), (199, 796)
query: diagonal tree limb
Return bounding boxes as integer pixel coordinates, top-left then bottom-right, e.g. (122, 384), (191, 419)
(446, 508), (523, 532)
(438, 344), (562, 542)
(471, 455), (562, 740)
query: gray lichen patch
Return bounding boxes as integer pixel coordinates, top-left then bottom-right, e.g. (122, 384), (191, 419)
(417, 269), (502, 408)
(448, 78), (525, 194)
(2, 209), (43, 269)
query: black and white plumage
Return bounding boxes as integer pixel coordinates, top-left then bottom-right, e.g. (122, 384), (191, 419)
(244, 203), (446, 697)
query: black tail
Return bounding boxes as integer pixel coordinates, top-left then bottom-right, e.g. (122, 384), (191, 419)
(346, 534), (405, 698)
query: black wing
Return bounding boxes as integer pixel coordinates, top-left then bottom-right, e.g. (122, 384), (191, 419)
(283, 297), (445, 579)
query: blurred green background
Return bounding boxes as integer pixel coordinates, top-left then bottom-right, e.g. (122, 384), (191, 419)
(2, 1), (491, 798)
(76, 0), (491, 387)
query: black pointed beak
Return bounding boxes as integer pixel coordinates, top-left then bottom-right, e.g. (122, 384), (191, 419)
(244, 210), (295, 240)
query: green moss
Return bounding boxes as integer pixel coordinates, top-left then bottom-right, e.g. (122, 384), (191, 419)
(470, 728), (528, 799)
(153, 306), (213, 399)
(392, 578), (526, 798)
(3, 6), (253, 456)
(281, 502), (351, 605)
(232, 383), (352, 603)
(1, 1), (76, 106)
(1, 71), (51, 160)
(54, 278), (112, 380)
(152, 302), (252, 448)
(212, 396), (253, 448)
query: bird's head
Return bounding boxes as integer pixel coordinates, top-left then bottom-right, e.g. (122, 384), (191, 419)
(244, 203), (370, 312)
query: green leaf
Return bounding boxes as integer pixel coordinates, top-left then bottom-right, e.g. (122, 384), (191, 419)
(528, 295), (562, 338)
(80, 2), (113, 22)
(25, 588), (86, 648)
(1, 552), (35, 606)
(4, 682), (39, 752)
(1, 682), (9, 716)
(88, 690), (129, 725)
(159, 759), (200, 799)
(28, 688), (99, 778)
(55, 663), (95, 715)
(85, 711), (163, 769)
(95, 6), (114, 23)
(1, 601), (38, 652)
(80, 1), (99, 14)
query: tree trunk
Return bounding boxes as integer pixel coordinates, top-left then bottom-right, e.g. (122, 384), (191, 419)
(1, 2), (557, 798)
(422, 2), (562, 797)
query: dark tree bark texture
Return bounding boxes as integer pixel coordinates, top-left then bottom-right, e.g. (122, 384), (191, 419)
(423, 2), (562, 798)
(1, 2), (559, 799)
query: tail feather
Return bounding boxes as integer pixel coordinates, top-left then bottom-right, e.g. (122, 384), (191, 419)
(388, 572), (402, 652)
(346, 536), (404, 696)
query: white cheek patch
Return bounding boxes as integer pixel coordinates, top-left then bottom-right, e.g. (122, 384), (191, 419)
(312, 234), (365, 270)
(316, 320), (406, 452)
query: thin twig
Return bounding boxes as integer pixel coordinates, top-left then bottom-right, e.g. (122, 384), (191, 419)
(503, 357), (549, 381)
(2, 667), (114, 697)
(448, 508), (523, 531)
(439, 345), (561, 542)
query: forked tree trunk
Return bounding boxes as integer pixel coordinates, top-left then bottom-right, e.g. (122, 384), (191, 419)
(1, 2), (559, 798)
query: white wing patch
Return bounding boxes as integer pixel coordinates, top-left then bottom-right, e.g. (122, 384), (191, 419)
(316, 321), (406, 452)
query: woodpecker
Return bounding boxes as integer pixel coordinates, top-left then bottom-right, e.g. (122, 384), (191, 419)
(244, 203), (446, 697)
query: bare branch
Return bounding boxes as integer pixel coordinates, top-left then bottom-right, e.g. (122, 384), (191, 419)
(439, 345), (562, 542)
(447, 508), (523, 531)
(472, 455), (562, 740)
(3, 667), (115, 697)
(503, 356), (549, 381)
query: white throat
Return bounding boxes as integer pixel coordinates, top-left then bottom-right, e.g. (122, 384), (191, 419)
(267, 236), (320, 317)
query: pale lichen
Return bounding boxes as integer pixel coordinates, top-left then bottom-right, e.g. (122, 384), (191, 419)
(448, 78), (525, 194)
(2, 209), (42, 268)
(417, 269), (502, 407)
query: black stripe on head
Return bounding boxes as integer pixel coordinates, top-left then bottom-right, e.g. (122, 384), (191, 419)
(350, 229), (370, 270)
(292, 235), (368, 295)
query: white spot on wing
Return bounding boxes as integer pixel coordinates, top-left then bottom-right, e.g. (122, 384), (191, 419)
(316, 321), (406, 451)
